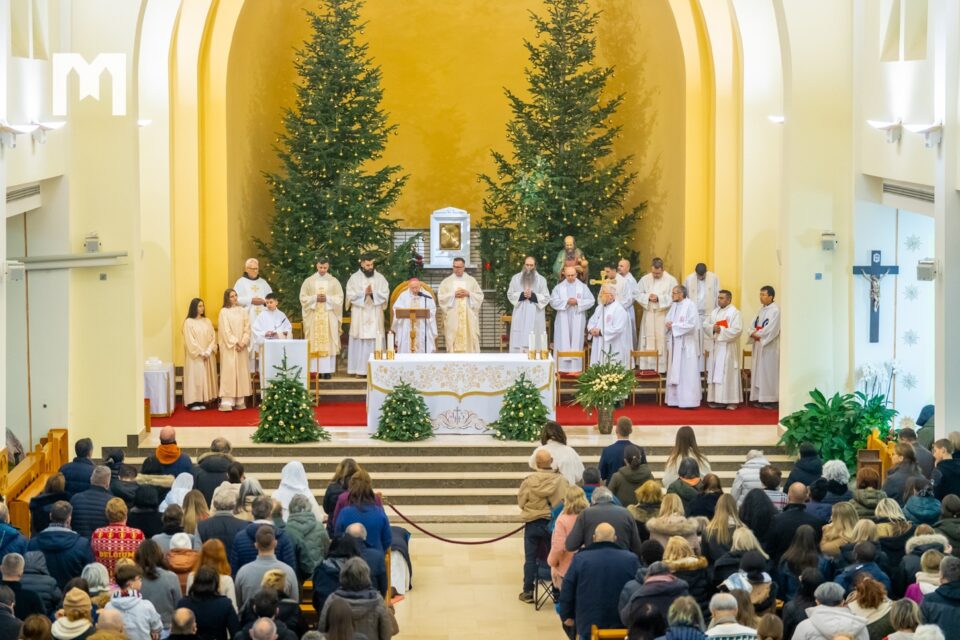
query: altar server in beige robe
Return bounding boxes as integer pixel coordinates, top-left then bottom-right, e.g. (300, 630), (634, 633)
(750, 285), (781, 406)
(550, 266), (595, 373)
(438, 257), (484, 353)
(507, 256), (550, 353)
(704, 289), (742, 408)
(182, 298), (218, 410)
(345, 256), (390, 376)
(664, 285), (701, 408)
(684, 263), (720, 371)
(299, 257), (343, 378)
(391, 278), (437, 353)
(636, 257), (678, 372)
(217, 288), (252, 411)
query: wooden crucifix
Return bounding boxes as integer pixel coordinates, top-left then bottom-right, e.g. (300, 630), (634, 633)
(852, 250), (899, 343)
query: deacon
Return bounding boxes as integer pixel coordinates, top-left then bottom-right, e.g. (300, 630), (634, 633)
(750, 285), (780, 407)
(507, 256), (550, 353)
(234, 258), (272, 368)
(636, 257), (678, 372)
(299, 257), (343, 379)
(550, 266), (595, 373)
(684, 263), (720, 370)
(345, 255), (389, 376)
(217, 288), (252, 412)
(587, 284), (632, 368)
(617, 258), (639, 348)
(391, 278), (437, 353)
(251, 293), (292, 348)
(552, 235), (589, 282)
(664, 285), (701, 408)
(704, 290), (742, 409)
(438, 257), (484, 352)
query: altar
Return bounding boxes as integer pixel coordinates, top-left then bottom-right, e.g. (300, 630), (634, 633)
(366, 353), (555, 434)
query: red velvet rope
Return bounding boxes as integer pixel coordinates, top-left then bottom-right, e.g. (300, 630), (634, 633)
(384, 501), (525, 545)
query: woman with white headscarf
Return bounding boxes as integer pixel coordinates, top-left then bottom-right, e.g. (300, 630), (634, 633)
(273, 461), (323, 521)
(160, 473), (195, 512)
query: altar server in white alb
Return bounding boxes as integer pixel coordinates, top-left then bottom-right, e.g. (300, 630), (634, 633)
(251, 293), (292, 348)
(664, 285), (701, 408)
(587, 284), (632, 368)
(684, 262), (720, 370)
(391, 278), (437, 353)
(550, 266), (595, 373)
(234, 258), (272, 368)
(750, 285), (780, 407)
(217, 288), (252, 411)
(438, 257), (484, 353)
(345, 256), (390, 376)
(636, 257), (678, 372)
(704, 289), (742, 409)
(617, 258), (639, 348)
(299, 257), (343, 379)
(507, 256), (550, 353)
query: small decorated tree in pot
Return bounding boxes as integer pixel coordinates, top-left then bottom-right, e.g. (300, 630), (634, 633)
(373, 381), (434, 442)
(254, 354), (330, 443)
(491, 374), (550, 441)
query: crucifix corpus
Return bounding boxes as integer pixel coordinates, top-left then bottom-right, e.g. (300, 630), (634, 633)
(852, 250), (899, 343)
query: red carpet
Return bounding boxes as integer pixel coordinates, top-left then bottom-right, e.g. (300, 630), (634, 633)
(154, 402), (778, 428)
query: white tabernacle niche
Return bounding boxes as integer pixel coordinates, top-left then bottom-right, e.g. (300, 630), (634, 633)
(427, 206), (471, 268)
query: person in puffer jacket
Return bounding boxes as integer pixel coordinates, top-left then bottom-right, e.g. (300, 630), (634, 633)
(619, 561), (689, 627)
(281, 494), (330, 580)
(904, 547), (943, 604)
(893, 529), (951, 598)
(791, 581), (869, 640)
(730, 450), (770, 506)
(26, 501), (95, 589)
(317, 557), (397, 640)
(104, 563), (163, 640)
(21, 551), (61, 615)
(229, 496), (297, 575)
(785, 442), (824, 488)
(0, 503), (27, 559)
(51, 588), (94, 640)
(902, 477), (942, 526)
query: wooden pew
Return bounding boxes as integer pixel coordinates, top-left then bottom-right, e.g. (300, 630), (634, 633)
(0, 447), (10, 496)
(5, 452), (45, 534)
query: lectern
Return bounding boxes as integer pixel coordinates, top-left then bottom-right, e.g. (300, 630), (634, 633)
(394, 307), (432, 353)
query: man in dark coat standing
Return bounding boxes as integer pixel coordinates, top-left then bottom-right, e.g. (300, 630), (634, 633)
(933, 438), (960, 500)
(784, 442), (823, 488)
(58, 438), (95, 497)
(26, 501), (95, 589)
(598, 418), (635, 482)
(764, 483), (824, 565)
(192, 438), (235, 504)
(68, 465), (113, 538)
(920, 555), (960, 631)
(559, 523), (640, 640)
(197, 490), (248, 553)
(0, 586), (21, 638)
(564, 487), (643, 555)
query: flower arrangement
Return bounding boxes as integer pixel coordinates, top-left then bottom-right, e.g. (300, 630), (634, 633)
(574, 350), (635, 411)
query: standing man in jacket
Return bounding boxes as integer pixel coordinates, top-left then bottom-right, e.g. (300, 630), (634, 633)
(518, 450), (569, 604)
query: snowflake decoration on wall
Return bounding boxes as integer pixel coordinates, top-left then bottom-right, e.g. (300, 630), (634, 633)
(904, 234), (922, 252)
(904, 284), (919, 301)
(900, 372), (918, 390)
(902, 330), (919, 347)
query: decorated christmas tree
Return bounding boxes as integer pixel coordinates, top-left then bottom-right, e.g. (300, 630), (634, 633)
(256, 0), (415, 313)
(253, 354), (330, 443)
(480, 0), (643, 306)
(491, 374), (550, 442)
(372, 381), (434, 442)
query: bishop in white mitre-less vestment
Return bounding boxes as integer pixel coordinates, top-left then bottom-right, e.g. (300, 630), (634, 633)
(587, 286), (632, 368)
(299, 262), (343, 375)
(704, 292), (742, 407)
(636, 261), (678, 372)
(664, 287), (701, 408)
(507, 259), (550, 353)
(684, 264), (720, 371)
(550, 268), (595, 373)
(438, 261), (484, 353)
(750, 289), (780, 404)
(345, 262), (389, 375)
(391, 279), (437, 353)
(234, 258), (273, 369)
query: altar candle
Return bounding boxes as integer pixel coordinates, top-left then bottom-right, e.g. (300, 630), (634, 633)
(540, 332), (548, 352)
(529, 332), (536, 352)
(377, 333), (384, 353)
(387, 332), (395, 353)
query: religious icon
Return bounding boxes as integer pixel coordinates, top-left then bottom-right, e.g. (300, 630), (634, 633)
(439, 223), (462, 250)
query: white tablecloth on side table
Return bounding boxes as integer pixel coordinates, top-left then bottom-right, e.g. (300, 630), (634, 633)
(144, 364), (175, 417)
(261, 339), (309, 388)
(366, 353), (555, 434)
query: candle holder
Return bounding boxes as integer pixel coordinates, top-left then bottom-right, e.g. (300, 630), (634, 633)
(374, 349), (383, 360)
(386, 350), (396, 360)
(540, 349), (549, 360)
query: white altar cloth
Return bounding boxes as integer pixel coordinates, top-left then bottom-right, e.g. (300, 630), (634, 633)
(366, 353), (555, 434)
(144, 363), (175, 416)
(261, 339), (309, 388)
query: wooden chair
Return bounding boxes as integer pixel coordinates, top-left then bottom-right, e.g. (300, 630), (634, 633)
(631, 350), (662, 405)
(741, 348), (753, 405)
(251, 348), (262, 407)
(291, 321), (303, 339)
(556, 350), (588, 407)
(591, 626), (627, 640)
(499, 315), (512, 352)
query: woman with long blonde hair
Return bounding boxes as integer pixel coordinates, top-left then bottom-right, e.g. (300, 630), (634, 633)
(875, 497), (916, 567)
(662, 536), (710, 616)
(712, 527), (770, 586)
(662, 426), (711, 487)
(547, 485), (589, 589)
(703, 494), (746, 563)
(182, 490), (210, 535)
(646, 494), (702, 554)
(820, 502), (859, 557)
(628, 480), (663, 537)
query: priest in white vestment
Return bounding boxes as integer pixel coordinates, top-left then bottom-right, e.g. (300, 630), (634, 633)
(437, 258), (484, 353)
(550, 266), (595, 373)
(636, 258), (678, 372)
(299, 258), (344, 378)
(684, 263), (720, 371)
(750, 285), (781, 406)
(507, 257), (550, 353)
(587, 284), (632, 368)
(618, 259), (639, 349)
(345, 257), (390, 376)
(664, 285), (701, 408)
(234, 258), (272, 369)
(704, 290), (742, 408)
(391, 278), (437, 353)
(251, 294), (292, 348)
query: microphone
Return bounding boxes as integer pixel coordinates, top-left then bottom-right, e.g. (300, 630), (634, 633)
(418, 292), (430, 298)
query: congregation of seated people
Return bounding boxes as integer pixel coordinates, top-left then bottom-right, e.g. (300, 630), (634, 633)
(521, 418), (958, 640)
(0, 427), (403, 640)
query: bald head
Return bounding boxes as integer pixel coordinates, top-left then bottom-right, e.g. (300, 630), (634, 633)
(593, 523), (617, 543)
(345, 523), (368, 540)
(787, 482), (808, 503)
(96, 609), (125, 633)
(171, 609), (197, 635)
(534, 450), (554, 470)
(159, 426), (177, 444)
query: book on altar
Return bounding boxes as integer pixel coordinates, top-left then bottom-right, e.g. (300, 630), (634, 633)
(715, 319), (729, 328)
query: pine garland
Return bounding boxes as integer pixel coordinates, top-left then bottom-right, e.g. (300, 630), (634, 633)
(491, 373), (549, 441)
(253, 354), (330, 443)
(372, 381), (434, 442)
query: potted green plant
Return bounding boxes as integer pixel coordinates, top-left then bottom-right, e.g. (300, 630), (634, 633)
(573, 350), (635, 434)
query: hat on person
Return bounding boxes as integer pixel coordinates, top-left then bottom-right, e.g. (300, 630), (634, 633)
(646, 562), (671, 576)
(170, 532), (192, 550)
(63, 588), (92, 616)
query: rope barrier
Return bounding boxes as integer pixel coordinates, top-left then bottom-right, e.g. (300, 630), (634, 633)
(385, 501), (525, 545)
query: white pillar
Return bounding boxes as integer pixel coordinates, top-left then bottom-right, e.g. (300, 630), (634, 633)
(0, 0), (9, 440)
(933, 0), (960, 438)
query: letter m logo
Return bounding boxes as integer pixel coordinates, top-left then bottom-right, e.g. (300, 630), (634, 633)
(52, 53), (126, 116)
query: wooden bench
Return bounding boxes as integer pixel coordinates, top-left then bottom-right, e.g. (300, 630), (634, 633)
(2, 429), (69, 535)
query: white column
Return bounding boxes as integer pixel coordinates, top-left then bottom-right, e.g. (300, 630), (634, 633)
(933, 0), (960, 439)
(0, 0), (9, 440)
